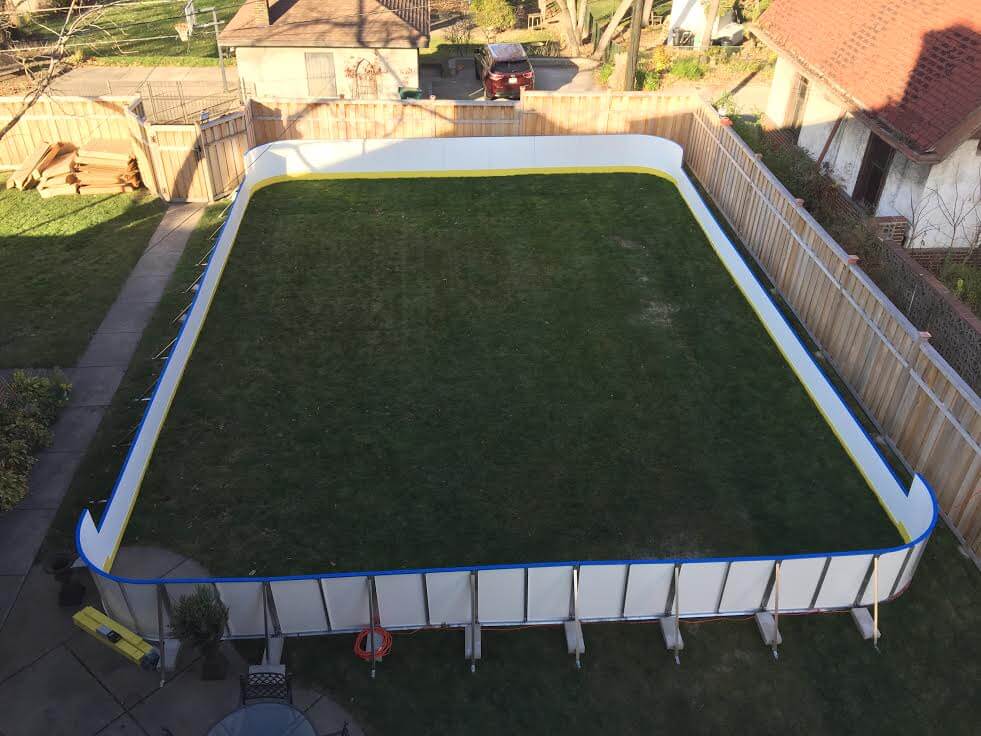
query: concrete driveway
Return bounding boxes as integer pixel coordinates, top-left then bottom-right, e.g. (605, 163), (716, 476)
(421, 58), (600, 100)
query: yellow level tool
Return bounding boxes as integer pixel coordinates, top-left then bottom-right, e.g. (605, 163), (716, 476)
(73, 606), (160, 671)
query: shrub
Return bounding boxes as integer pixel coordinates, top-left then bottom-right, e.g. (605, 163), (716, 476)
(0, 371), (71, 511)
(597, 60), (615, 85)
(171, 585), (230, 653)
(670, 57), (706, 80)
(471, 0), (516, 32)
(649, 46), (672, 74)
(636, 68), (662, 91)
(941, 261), (981, 314)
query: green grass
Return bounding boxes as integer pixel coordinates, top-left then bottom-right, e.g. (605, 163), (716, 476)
(94, 174), (900, 577)
(21, 1), (239, 65)
(0, 178), (165, 367)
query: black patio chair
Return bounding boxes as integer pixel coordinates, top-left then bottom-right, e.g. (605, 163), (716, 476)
(239, 667), (293, 704)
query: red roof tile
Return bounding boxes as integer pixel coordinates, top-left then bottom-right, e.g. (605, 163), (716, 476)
(756, 0), (981, 155)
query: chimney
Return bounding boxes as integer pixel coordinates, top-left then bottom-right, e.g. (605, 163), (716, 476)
(253, 0), (270, 26)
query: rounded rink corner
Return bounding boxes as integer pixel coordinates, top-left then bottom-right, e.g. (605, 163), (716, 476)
(76, 136), (939, 647)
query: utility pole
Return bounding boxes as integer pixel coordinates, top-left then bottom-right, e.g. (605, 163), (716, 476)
(622, 0), (644, 91)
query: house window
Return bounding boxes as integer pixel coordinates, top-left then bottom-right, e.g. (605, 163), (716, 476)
(787, 74), (809, 142)
(305, 53), (337, 98)
(852, 132), (895, 211)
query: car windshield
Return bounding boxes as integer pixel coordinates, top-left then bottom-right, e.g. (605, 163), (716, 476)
(492, 60), (531, 74)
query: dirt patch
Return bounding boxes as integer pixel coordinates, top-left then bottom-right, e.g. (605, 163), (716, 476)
(612, 236), (645, 251)
(639, 300), (679, 328)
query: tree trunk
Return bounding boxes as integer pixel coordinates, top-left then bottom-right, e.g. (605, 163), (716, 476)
(556, 2), (582, 56)
(591, 0), (634, 60)
(641, 0), (655, 27)
(699, 0), (721, 49)
(577, 0), (589, 38)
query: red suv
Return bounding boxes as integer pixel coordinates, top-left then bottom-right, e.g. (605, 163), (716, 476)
(474, 43), (535, 100)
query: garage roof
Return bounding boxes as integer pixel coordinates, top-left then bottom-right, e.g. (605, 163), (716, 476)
(219, 0), (430, 50)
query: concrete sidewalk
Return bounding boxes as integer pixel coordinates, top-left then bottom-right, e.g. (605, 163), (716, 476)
(49, 65), (238, 97)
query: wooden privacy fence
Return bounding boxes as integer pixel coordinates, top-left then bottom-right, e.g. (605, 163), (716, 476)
(245, 92), (695, 146)
(1, 91), (978, 557)
(682, 104), (980, 558)
(0, 95), (248, 203)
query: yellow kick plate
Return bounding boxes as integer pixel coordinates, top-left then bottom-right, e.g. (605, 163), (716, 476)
(73, 606), (160, 671)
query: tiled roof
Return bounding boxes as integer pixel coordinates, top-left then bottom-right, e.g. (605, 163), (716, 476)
(220, 0), (430, 49)
(755, 0), (981, 156)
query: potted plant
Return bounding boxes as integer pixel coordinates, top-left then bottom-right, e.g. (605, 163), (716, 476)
(171, 585), (230, 680)
(43, 551), (86, 606)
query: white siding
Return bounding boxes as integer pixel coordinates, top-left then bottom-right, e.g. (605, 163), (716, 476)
(235, 46), (419, 100)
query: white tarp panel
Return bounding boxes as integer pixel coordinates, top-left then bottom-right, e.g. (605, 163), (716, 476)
(527, 566), (573, 622)
(96, 578), (137, 633)
(578, 564), (629, 620)
(321, 577), (370, 630)
(270, 579), (328, 634)
(425, 571), (472, 626)
(677, 562), (728, 616)
(622, 563), (673, 618)
(376, 574), (428, 628)
(216, 582), (266, 637)
(718, 560), (772, 613)
(893, 541), (924, 595)
(814, 555), (872, 609)
(121, 583), (165, 639)
(764, 556), (827, 611)
(477, 569), (525, 623)
(858, 550), (908, 606)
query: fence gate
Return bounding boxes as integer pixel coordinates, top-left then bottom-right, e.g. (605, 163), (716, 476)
(146, 111), (247, 202)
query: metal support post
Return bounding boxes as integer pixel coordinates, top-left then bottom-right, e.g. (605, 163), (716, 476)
(772, 561), (781, 660)
(872, 556), (880, 652)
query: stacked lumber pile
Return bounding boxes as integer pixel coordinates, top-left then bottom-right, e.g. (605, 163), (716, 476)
(5, 141), (73, 193)
(4, 139), (141, 197)
(74, 139), (141, 194)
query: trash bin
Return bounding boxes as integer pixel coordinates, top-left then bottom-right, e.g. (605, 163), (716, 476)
(398, 87), (423, 100)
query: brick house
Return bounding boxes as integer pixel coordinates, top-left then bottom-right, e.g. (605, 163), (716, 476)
(751, 0), (981, 249)
(219, 0), (430, 101)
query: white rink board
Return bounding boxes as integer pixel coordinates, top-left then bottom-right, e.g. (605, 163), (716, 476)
(216, 582), (266, 637)
(271, 579), (328, 634)
(718, 560), (772, 613)
(478, 569), (525, 623)
(527, 566), (573, 622)
(814, 555), (872, 609)
(677, 562), (728, 616)
(622, 563), (674, 618)
(376, 574), (428, 628)
(76, 135), (937, 641)
(121, 582), (165, 638)
(322, 577), (371, 630)
(425, 571), (472, 626)
(578, 565), (629, 620)
(764, 556), (828, 611)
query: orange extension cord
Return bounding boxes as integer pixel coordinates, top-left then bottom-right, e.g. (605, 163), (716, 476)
(354, 626), (393, 661)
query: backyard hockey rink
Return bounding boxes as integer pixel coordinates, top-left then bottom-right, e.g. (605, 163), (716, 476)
(76, 135), (937, 666)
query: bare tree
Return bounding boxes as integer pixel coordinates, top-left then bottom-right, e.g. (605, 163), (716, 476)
(902, 188), (939, 249)
(0, 1), (122, 143)
(930, 165), (981, 252)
